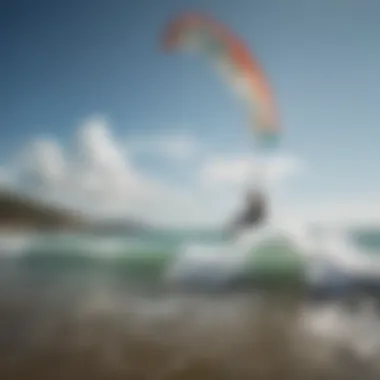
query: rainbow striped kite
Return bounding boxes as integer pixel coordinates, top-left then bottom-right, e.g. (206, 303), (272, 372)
(162, 12), (280, 150)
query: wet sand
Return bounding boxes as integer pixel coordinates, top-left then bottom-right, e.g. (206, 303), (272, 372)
(0, 280), (380, 380)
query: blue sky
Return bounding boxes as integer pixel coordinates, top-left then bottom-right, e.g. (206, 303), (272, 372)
(1, 0), (380, 225)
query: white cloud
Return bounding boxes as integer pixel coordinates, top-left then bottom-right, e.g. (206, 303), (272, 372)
(0, 167), (13, 188)
(201, 156), (252, 185)
(1, 116), (215, 226)
(293, 197), (380, 227)
(127, 131), (199, 160)
(200, 153), (304, 189)
(72, 116), (145, 197)
(17, 137), (66, 189)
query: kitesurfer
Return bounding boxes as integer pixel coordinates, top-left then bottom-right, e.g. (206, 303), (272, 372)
(228, 189), (267, 236)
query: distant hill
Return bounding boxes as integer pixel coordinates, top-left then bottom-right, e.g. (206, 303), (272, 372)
(0, 190), (150, 233)
(0, 190), (85, 230)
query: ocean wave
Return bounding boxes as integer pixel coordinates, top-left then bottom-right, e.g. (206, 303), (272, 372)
(1, 225), (380, 290)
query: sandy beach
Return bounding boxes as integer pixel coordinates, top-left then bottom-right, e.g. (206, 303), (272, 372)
(0, 274), (379, 380)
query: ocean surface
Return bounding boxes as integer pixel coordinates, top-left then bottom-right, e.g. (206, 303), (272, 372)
(1, 225), (380, 379)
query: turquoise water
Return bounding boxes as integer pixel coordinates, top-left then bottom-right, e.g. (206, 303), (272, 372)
(0, 227), (301, 292)
(0, 225), (380, 293)
(11, 225), (380, 253)
(349, 229), (380, 254)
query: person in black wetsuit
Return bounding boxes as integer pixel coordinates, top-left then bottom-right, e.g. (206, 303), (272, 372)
(228, 189), (267, 236)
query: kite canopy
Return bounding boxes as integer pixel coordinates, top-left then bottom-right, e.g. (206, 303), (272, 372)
(162, 12), (280, 150)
